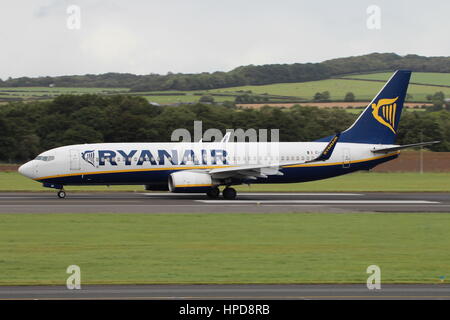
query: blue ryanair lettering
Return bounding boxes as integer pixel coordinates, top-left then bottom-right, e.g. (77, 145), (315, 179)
(158, 150), (178, 165)
(137, 150), (157, 165)
(97, 149), (228, 166)
(211, 149), (228, 165)
(117, 150), (137, 166)
(98, 150), (117, 166)
(180, 150), (199, 165)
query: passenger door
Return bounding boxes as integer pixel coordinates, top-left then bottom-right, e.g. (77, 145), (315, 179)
(342, 148), (351, 168)
(69, 149), (81, 170)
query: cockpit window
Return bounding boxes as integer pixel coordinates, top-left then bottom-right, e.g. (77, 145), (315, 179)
(35, 155), (55, 161)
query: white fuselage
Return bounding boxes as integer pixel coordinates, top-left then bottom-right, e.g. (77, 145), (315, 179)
(19, 141), (397, 187)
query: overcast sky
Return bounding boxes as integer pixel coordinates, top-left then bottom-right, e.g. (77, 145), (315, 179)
(0, 0), (449, 79)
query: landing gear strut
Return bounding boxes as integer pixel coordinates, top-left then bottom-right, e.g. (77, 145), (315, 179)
(206, 186), (220, 199)
(57, 190), (66, 199)
(222, 187), (237, 200)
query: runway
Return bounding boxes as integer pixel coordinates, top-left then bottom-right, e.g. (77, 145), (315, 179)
(2, 284), (450, 300)
(0, 192), (448, 213)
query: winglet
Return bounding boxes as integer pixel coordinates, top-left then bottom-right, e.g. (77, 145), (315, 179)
(310, 132), (340, 162)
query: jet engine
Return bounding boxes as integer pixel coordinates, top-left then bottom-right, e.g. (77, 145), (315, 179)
(168, 171), (213, 193)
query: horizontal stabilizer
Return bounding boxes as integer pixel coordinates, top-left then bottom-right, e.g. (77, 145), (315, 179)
(371, 141), (440, 153)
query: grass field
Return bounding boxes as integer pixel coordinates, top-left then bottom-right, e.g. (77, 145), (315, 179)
(341, 72), (450, 87)
(208, 79), (450, 102)
(0, 87), (129, 102)
(2, 72), (449, 104)
(0, 212), (449, 285)
(0, 171), (449, 192)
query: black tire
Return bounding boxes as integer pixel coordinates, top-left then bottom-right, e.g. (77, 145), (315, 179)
(206, 186), (220, 199)
(57, 190), (66, 199)
(222, 187), (237, 200)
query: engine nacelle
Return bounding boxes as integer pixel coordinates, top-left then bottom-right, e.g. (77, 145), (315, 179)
(168, 171), (213, 193)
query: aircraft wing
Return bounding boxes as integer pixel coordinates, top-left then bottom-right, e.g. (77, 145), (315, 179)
(371, 141), (440, 153)
(208, 133), (340, 180)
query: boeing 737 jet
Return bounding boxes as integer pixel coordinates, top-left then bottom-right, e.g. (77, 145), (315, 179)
(18, 70), (438, 199)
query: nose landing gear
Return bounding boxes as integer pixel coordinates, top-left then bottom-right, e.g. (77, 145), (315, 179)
(57, 190), (66, 199)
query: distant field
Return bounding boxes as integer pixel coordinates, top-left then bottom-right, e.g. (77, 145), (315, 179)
(0, 171), (449, 192)
(1, 212), (449, 284)
(341, 72), (450, 87)
(142, 93), (234, 104)
(0, 87), (129, 102)
(1, 72), (449, 104)
(208, 78), (450, 102)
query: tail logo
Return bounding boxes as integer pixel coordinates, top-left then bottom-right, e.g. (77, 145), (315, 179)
(371, 97), (399, 134)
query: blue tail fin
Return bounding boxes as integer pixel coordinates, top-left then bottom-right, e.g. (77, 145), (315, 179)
(318, 70), (411, 144)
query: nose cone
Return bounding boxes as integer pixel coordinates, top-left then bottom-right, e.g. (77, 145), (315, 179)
(18, 161), (35, 179)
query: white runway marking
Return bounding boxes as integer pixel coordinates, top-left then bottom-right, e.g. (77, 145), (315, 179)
(196, 200), (440, 204)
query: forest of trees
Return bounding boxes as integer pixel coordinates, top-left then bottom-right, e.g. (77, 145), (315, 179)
(0, 94), (448, 163)
(2, 53), (450, 91)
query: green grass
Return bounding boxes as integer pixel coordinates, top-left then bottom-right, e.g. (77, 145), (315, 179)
(0, 87), (129, 101)
(0, 212), (449, 285)
(1, 171), (449, 192)
(3, 72), (449, 104)
(342, 72), (450, 87)
(142, 94), (234, 104)
(208, 79), (450, 102)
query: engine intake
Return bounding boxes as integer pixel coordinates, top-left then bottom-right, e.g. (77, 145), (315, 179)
(168, 171), (213, 193)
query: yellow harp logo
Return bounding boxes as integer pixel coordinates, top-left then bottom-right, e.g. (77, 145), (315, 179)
(371, 97), (399, 134)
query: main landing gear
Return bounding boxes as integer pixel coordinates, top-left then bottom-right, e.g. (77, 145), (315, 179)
(57, 190), (66, 199)
(206, 186), (220, 199)
(222, 187), (237, 200)
(206, 186), (237, 200)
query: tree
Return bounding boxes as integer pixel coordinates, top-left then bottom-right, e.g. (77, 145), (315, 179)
(344, 92), (355, 102)
(314, 92), (323, 101)
(314, 91), (330, 101)
(431, 91), (445, 111)
(199, 95), (214, 103)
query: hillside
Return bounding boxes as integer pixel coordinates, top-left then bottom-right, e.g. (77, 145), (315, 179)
(2, 53), (450, 91)
(340, 72), (450, 87)
(2, 74), (449, 105)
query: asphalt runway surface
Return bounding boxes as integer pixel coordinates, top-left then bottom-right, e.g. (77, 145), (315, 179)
(2, 284), (450, 300)
(0, 191), (448, 213)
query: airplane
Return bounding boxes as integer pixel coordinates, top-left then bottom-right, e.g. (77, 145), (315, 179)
(18, 70), (439, 200)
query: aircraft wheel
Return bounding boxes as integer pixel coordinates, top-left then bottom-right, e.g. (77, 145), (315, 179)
(57, 190), (66, 199)
(222, 187), (237, 200)
(206, 186), (220, 198)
